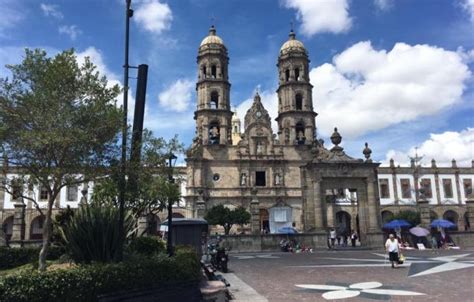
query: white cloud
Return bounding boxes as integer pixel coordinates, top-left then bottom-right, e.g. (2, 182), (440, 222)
(283, 0), (352, 36)
(40, 3), (63, 20)
(59, 25), (82, 40)
(311, 41), (471, 138)
(158, 79), (194, 112)
(134, 0), (173, 34)
(461, 0), (474, 21)
(374, 0), (394, 12)
(235, 89), (279, 134)
(384, 128), (474, 167)
(0, 1), (24, 36)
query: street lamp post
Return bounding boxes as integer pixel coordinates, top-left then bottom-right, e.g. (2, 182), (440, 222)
(117, 0), (133, 261)
(167, 152), (177, 256)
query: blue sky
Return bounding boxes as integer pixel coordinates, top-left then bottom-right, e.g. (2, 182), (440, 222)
(0, 0), (473, 166)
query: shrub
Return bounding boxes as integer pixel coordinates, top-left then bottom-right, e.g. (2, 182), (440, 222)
(128, 236), (165, 256)
(0, 246), (65, 270)
(0, 249), (201, 302)
(60, 206), (134, 263)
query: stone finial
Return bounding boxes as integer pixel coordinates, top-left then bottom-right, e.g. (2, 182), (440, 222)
(254, 91), (261, 102)
(431, 159), (437, 168)
(389, 158), (395, 168)
(289, 28), (296, 40)
(362, 142), (372, 162)
(330, 127), (342, 146)
(451, 159), (457, 168)
(209, 24), (216, 36)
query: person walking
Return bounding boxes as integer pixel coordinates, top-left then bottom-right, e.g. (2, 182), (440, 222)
(330, 228), (337, 248)
(351, 230), (358, 247)
(385, 234), (400, 268)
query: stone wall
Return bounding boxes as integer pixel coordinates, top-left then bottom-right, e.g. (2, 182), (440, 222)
(220, 232), (382, 252)
(448, 231), (474, 247)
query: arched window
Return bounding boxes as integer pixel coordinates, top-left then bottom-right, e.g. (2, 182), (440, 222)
(285, 69), (290, 82)
(209, 121), (220, 145)
(295, 94), (303, 110)
(210, 91), (219, 109)
(211, 65), (217, 78)
(202, 65), (207, 78)
(295, 122), (305, 145)
(295, 68), (300, 81)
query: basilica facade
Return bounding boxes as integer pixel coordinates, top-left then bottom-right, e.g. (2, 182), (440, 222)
(185, 26), (384, 245)
(1, 26), (473, 249)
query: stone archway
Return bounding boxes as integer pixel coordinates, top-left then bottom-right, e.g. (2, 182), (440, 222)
(381, 210), (394, 224)
(172, 212), (185, 218)
(2, 216), (13, 241)
(430, 210), (438, 221)
(30, 215), (45, 240)
(443, 210), (459, 231)
(146, 214), (161, 236)
(335, 211), (351, 236)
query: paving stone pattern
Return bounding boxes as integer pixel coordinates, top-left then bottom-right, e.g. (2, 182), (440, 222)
(226, 249), (474, 301)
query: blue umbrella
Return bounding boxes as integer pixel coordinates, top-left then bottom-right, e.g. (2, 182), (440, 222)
(277, 227), (298, 234)
(431, 219), (456, 229)
(383, 219), (411, 229)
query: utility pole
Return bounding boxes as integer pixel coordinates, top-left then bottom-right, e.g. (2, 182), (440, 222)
(118, 0), (133, 261)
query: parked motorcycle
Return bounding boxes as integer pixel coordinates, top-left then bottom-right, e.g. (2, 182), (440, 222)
(208, 242), (229, 273)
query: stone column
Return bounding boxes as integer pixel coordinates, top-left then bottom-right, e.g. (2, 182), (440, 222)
(434, 168), (441, 204)
(11, 200), (26, 244)
(326, 201), (334, 229)
(455, 171), (462, 204)
(304, 127), (312, 144)
(195, 196), (206, 218)
(418, 200), (431, 228)
(220, 126), (227, 145)
(466, 200), (474, 231)
(137, 215), (148, 236)
(391, 171), (399, 204)
(366, 178), (380, 232)
(357, 186), (369, 241)
(303, 176), (316, 231)
(313, 179), (325, 231)
(250, 189), (260, 234)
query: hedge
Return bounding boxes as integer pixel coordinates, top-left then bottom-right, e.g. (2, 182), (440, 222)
(0, 247), (201, 302)
(0, 246), (65, 270)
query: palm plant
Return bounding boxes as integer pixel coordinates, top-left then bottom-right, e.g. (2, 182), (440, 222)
(60, 205), (134, 263)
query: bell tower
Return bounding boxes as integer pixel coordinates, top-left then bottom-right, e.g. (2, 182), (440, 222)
(194, 25), (233, 145)
(276, 29), (317, 145)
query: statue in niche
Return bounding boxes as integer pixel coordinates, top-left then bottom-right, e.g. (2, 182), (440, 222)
(274, 172), (281, 185)
(297, 130), (305, 144)
(256, 141), (263, 155)
(240, 173), (247, 186)
(209, 126), (220, 145)
(284, 128), (290, 143)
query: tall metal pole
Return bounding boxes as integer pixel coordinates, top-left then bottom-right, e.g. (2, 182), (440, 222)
(118, 0), (132, 261)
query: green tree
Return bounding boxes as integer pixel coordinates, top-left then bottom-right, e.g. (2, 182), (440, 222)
(232, 206), (252, 233)
(91, 130), (184, 228)
(205, 205), (251, 235)
(0, 49), (122, 271)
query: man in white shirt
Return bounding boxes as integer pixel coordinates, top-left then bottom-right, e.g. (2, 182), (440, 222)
(330, 229), (336, 248)
(385, 234), (400, 268)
